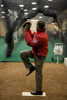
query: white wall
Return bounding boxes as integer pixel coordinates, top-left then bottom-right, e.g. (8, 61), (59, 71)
(31, 19), (38, 32)
(64, 58), (67, 66)
(0, 20), (7, 36)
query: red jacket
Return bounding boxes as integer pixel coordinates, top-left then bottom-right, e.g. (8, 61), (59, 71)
(24, 28), (48, 56)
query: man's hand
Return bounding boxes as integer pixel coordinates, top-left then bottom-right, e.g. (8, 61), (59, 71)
(23, 21), (31, 31)
(25, 23), (31, 31)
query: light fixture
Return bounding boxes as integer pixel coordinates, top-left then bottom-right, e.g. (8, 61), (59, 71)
(19, 4), (24, 7)
(2, 11), (5, 14)
(48, 0), (53, 1)
(44, 5), (49, 8)
(1, 5), (4, 7)
(52, 23), (54, 24)
(24, 9), (28, 11)
(24, 13), (28, 15)
(32, 2), (37, 5)
(2, 16), (5, 18)
(39, 16), (42, 19)
(32, 8), (37, 10)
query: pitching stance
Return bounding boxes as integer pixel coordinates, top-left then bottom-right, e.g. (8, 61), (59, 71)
(20, 20), (48, 95)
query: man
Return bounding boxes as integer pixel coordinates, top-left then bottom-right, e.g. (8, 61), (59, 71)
(20, 20), (48, 95)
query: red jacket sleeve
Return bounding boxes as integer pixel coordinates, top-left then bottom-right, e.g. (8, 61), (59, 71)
(28, 29), (34, 38)
(24, 30), (45, 47)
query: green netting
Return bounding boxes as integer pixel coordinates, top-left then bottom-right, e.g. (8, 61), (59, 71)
(0, 37), (63, 63)
(49, 36), (63, 46)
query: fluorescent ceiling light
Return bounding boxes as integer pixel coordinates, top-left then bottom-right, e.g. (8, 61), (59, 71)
(52, 23), (54, 24)
(19, 4), (24, 7)
(24, 9), (27, 11)
(44, 5), (49, 8)
(48, 0), (53, 1)
(2, 11), (5, 14)
(32, 8), (37, 10)
(2, 16), (5, 18)
(39, 16), (42, 18)
(24, 13), (28, 15)
(1, 5), (4, 7)
(32, 2), (37, 5)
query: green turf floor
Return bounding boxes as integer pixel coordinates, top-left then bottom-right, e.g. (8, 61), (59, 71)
(0, 37), (63, 62)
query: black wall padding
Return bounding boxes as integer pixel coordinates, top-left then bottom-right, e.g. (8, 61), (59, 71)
(38, 6), (56, 18)
(5, 9), (38, 44)
(1, 0), (11, 31)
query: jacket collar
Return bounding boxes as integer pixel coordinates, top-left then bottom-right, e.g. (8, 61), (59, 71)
(37, 28), (46, 33)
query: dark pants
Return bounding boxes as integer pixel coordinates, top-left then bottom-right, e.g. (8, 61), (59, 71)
(20, 49), (46, 91)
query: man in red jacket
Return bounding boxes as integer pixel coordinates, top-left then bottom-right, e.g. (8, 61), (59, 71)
(20, 20), (48, 95)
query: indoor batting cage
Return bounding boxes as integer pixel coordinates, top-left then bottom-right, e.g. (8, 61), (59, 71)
(0, 0), (67, 100)
(0, 0), (67, 62)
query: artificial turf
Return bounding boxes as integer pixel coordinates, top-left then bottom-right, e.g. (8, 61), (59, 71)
(0, 37), (63, 63)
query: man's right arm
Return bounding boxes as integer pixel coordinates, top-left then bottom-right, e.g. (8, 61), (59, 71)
(29, 30), (37, 38)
